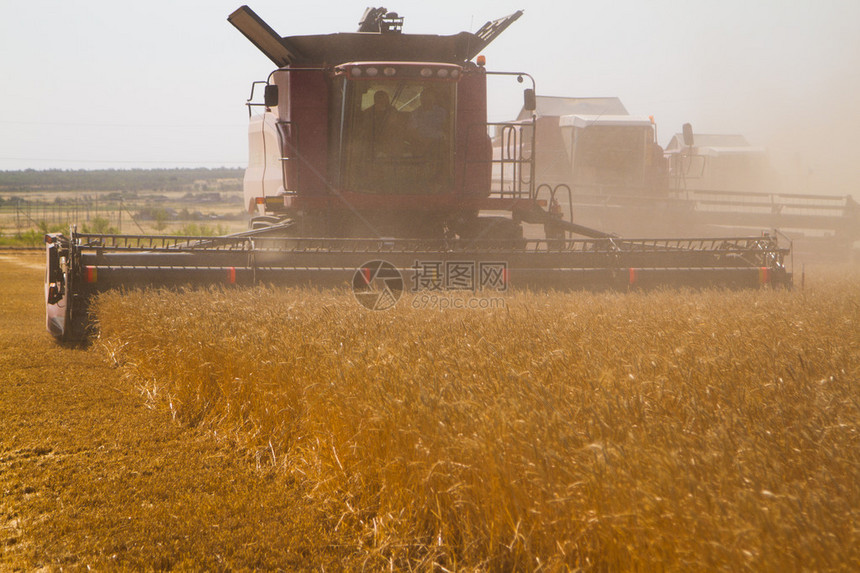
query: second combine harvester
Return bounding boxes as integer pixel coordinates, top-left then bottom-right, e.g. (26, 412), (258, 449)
(45, 5), (791, 340)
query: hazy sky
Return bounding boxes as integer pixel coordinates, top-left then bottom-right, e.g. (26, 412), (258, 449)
(2, 0), (858, 193)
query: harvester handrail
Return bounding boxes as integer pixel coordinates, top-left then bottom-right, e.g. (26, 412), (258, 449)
(487, 119), (536, 200)
(275, 119), (299, 195)
(489, 121), (534, 199)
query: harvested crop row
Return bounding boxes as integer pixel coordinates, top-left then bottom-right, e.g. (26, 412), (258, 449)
(94, 275), (860, 570)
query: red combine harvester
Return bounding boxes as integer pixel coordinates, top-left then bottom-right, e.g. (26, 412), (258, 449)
(44, 5), (791, 341)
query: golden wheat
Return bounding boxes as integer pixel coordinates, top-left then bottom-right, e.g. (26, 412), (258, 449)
(93, 271), (860, 570)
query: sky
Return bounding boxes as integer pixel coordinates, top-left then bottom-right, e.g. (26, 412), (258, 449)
(1, 0), (859, 194)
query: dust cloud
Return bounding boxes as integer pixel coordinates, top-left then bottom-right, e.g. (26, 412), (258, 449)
(763, 103), (860, 197)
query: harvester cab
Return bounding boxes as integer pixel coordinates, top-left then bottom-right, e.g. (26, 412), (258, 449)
(557, 114), (666, 197)
(43, 6), (792, 342)
(228, 4), (562, 241)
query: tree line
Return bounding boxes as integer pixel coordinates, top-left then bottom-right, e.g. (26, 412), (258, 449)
(0, 168), (244, 192)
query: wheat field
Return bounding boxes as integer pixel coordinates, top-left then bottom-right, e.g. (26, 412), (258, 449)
(92, 272), (860, 570)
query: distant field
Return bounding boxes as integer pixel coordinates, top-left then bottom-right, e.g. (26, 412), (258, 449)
(0, 168), (247, 243)
(0, 189), (248, 244)
(89, 269), (860, 570)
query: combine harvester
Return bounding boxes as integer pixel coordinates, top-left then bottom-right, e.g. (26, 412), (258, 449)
(503, 96), (858, 257)
(45, 5), (792, 341)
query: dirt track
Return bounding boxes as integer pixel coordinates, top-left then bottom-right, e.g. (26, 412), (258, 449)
(0, 253), (346, 570)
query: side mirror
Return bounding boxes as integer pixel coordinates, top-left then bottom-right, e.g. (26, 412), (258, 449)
(682, 122), (694, 147)
(264, 84), (279, 108)
(523, 88), (536, 112)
